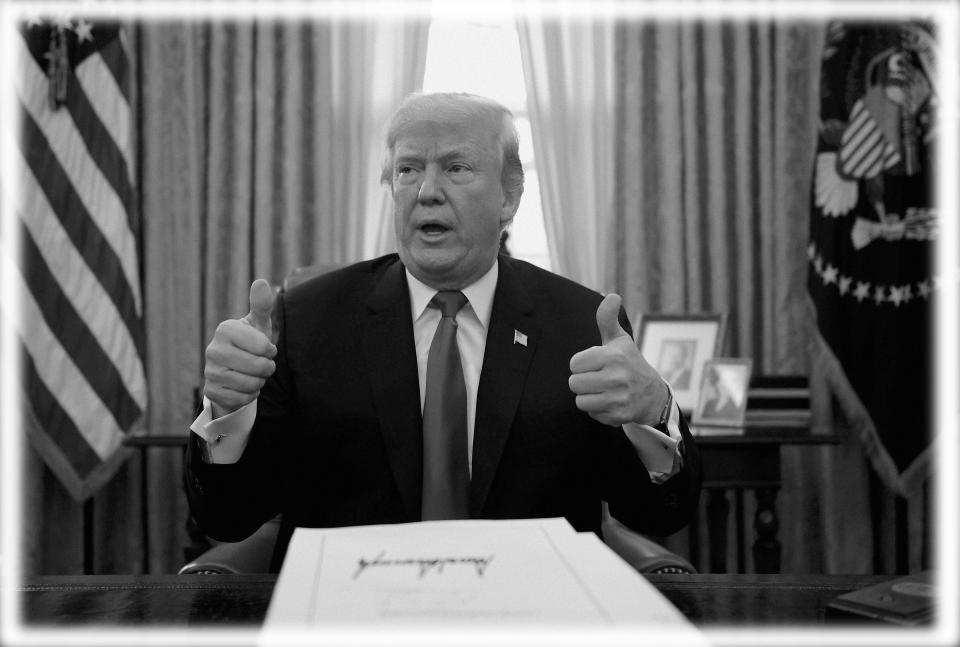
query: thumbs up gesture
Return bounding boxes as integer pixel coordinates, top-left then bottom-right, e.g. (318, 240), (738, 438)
(203, 279), (279, 418)
(568, 293), (669, 427)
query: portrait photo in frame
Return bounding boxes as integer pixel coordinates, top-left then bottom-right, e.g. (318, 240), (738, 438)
(634, 313), (725, 414)
(693, 358), (754, 427)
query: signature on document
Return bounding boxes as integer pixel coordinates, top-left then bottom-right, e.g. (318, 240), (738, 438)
(353, 550), (495, 579)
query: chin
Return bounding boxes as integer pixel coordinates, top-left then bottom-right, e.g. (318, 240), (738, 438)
(401, 250), (460, 284)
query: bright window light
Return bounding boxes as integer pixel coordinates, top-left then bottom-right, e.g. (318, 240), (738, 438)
(422, 16), (552, 272)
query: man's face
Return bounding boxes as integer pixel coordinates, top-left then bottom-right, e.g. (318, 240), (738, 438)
(391, 116), (520, 290)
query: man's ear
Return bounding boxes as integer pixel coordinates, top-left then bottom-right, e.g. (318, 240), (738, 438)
(500, 187), (522, 227)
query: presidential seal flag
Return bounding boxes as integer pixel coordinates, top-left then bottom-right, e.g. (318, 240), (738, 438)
(6, 17), (147, 500)
(808, 21), (936, 496)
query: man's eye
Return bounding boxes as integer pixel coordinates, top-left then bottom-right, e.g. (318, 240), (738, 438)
(448, 163), (469, 173)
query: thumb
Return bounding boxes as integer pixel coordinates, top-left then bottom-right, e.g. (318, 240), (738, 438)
(596, 293), (628, 345)
(245, 279), (275, 339)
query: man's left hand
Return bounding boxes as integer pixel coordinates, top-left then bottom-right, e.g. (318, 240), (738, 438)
(569, 293), (669, 427)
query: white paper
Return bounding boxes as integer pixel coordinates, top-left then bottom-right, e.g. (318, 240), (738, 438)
(262, 517), (704, 644)
(267, 518), (603, 626)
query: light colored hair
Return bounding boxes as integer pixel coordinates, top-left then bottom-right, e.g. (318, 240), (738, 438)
(379, 92), (524, 204)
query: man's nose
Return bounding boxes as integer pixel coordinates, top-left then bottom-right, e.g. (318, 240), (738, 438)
(417, 166), (445, 205)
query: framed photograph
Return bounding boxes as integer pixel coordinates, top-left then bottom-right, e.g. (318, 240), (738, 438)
(634, 314), (725, 413)
(693, 358), (754, 427)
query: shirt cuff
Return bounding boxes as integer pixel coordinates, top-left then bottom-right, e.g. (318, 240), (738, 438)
(621, 383), (684, 483)
(189, 397), (256, 464)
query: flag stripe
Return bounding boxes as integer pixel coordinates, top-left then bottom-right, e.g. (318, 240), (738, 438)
(19, 220), (143, 430)
(75, 50), (134, 184)
(850, 142), (884, 177)
(852, 148), (886, 178)
(843, 117), (879, 156)
(98, 29), (130, 103)
(844, 131), (883, 177)
(1, 248), (126, 460)
(14, 36), (142, 314)
(21, 344), (103, 478)
(17, 158), (147, 409)
(65, 53), (136, 221)
(883, 145), (901, 169)
(841, 105), (869, 138)
(18, 108), (144, 351)
(844, 124), (881, 164)
(841, 107), (870, 147)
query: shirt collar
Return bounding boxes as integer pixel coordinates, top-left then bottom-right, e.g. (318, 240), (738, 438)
(406, 260), (499, 329)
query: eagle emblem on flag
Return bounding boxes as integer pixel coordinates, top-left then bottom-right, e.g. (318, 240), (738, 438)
(808, 21), (936, 496)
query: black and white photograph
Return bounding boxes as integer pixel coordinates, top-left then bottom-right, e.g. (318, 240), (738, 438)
(693, 358), (753, 427)
(656, 338), (697, 390)
(0, 1), (952, 646)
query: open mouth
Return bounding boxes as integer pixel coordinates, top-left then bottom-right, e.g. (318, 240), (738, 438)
(419, 223), (451, 235)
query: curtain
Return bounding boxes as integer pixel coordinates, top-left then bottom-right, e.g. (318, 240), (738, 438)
(516, 14), (614, 292)
(612, 19), (927, 573)
(612, 20), (818, 356)
(23, 16), (428, 574)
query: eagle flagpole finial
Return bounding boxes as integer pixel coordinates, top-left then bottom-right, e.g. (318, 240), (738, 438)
(40, 18), (70, 109)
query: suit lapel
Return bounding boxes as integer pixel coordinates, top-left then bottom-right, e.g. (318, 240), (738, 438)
(360, 259), (423, 521)
(470, 257), (540, 515)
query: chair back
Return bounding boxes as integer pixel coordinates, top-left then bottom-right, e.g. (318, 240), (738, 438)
(282, 263), (343, 291)
(601, 505), (698, 574)
(178, 516), (281, 575)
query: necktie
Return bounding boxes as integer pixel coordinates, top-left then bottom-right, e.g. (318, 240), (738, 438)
(421, 290), (470, 520)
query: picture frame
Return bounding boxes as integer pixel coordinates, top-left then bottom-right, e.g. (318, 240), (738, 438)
(693, 358), (754, 427)
(634, 313), (725, 413)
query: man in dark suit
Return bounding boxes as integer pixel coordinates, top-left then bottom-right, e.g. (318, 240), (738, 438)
(186, 93), (700, 568)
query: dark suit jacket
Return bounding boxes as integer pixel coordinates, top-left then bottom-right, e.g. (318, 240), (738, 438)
(186, 254), (701, 568)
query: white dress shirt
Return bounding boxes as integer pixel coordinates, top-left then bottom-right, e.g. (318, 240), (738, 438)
(191, 261), (684, 482)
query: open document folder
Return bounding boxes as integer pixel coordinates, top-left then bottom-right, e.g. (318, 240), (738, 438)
(261, 517), (706, 644)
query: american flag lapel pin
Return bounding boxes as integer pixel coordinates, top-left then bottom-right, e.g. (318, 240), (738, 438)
(513, 329), (528, 347)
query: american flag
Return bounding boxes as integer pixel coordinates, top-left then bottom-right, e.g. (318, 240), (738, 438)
(6, 17), (146, 500)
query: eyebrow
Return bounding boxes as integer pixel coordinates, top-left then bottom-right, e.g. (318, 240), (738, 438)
(393, 144), (487, 166)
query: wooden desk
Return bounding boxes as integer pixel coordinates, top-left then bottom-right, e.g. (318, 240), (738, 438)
(690, 423), (838, 574)
(14, 574), (889, 626)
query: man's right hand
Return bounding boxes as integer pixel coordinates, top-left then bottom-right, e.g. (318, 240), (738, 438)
(203, 279), (278, 419)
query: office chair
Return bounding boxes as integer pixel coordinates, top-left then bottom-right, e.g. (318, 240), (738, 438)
(600, 509), (696, 574)
(180, 516), (281, 574)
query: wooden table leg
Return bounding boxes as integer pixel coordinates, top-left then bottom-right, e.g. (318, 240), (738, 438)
(688, 501), (702, 572)
(707, 489), (729, 573)
(734, 489), (746, 573)
(753, 487), (781, 573)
